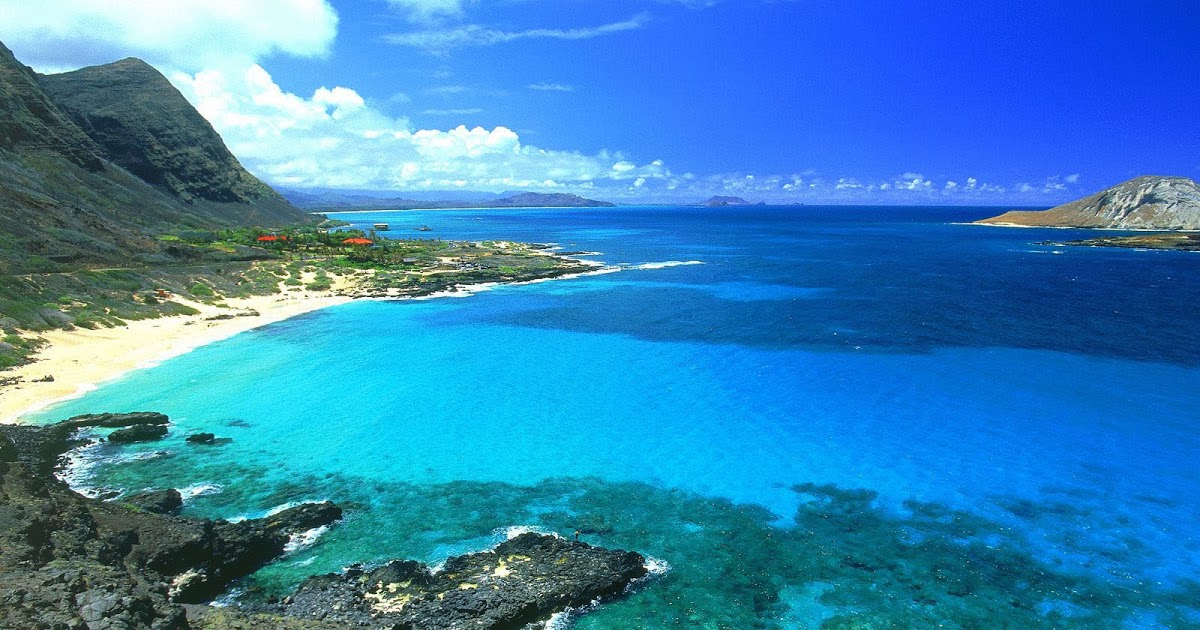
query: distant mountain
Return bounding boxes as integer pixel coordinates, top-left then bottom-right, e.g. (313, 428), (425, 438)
(485, 192), (613, 208)
(701, 196), (762, 207)
(0, 42), (311, 273)
(976, 176), (1200, 230)
(282, 189), (614, 210)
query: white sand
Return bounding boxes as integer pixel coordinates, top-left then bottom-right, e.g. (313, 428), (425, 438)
(0, 289), (355, 424)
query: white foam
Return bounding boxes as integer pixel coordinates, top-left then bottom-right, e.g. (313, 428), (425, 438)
(178, 483), (223, 502)
(643, 555), (671, 576)
(284, 525), (329, 553)
(629, 260), (704, 270)
(58, 438), (106, 496)
(497, 525), (562, 540)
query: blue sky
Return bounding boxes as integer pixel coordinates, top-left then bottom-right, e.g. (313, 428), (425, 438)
(3, 0), (1198, 204)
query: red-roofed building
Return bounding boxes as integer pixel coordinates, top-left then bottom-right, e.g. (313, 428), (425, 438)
(256, 235), (288, 242)
(342, 237), (373, 246)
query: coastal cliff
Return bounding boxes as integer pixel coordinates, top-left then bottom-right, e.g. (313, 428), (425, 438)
(976, 176), (1200, 230)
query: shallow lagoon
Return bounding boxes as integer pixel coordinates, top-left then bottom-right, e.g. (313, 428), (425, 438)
(39, 206), (1200, 627)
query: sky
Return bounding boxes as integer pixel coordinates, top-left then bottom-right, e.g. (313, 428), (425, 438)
(1, 0), (1198, 205)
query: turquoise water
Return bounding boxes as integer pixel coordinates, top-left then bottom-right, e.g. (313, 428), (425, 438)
(37, 207), (1200, 627)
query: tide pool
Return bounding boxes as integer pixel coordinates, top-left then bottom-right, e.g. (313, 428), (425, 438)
(36, 206), (1200, 628)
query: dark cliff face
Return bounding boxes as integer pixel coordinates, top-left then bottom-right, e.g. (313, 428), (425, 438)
(0, 41), (311, 273)
(0, 42), (103, 171)
(39, 58), (283, 207)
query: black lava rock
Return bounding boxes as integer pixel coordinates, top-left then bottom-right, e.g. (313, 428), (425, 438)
(107, 424), (168, 444)
(121, 488), (183, 515)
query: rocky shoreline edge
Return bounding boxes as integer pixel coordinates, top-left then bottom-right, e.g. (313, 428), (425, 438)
(0, 413), (653, 629)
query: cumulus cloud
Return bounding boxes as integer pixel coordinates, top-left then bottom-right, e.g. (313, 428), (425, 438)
(0, 0), (337, 73)
(172, 64), (670, 192)
(896, 173), (933, 190)
(384, 13), (650, 51)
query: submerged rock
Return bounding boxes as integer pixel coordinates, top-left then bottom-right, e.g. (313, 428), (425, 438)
(186, 432), (217, 444)
(276, 532), (649, 629)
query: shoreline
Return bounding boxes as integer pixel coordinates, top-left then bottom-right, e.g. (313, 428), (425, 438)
(0, 291), (354, 425)
(0, 253), (611, 425)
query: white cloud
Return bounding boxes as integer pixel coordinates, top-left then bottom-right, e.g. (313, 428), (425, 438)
(528, 82), (575, 92)
(172, 64), (670, 192)
(896, 173), (933, 190)
(835, 178), (864, 190)
(386, 0), (468, 23)
(384, 13), (650, 51)
(1065, 173), (1080, 184)
(0, 0), (337, 73)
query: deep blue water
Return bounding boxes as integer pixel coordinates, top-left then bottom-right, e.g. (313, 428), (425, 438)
(36, 206), (1200, 628)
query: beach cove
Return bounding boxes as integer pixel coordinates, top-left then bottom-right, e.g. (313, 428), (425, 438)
(15, 205), (1200, 628)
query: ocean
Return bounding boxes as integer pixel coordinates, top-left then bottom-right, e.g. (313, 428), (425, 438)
(35, 206), (1200, 628)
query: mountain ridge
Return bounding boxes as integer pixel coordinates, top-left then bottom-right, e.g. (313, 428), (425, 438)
(0, 42), (312, 274)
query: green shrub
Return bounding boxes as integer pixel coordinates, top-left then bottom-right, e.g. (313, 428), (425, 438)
(189, 283), (215, 297)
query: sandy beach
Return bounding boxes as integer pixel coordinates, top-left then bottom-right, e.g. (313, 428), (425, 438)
(0, 290), (355, 425)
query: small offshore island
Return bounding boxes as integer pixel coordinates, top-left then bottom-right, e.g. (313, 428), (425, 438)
(976, 175), (1200, 251)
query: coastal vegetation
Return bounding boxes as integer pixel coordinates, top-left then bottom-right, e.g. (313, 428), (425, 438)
(1047, 232), (1200, 252)
(0, 232), (592, 370)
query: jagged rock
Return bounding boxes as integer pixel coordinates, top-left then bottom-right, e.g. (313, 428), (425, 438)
(277, 532), (649, 629)
(977, 176), (1200, 230)
(0, 417), (345, 612)
(108, 424), (169, 444)
(122, 488), (183, 515)
(186, 432), (217, 444)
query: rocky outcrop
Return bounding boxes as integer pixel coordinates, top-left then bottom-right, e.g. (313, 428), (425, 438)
(108, 423), (169, 444)
(122, 488), (184, 515)
(977, 176), (1200, 230)
(0, 414), (343, 627)
(270, 532), (649, 629)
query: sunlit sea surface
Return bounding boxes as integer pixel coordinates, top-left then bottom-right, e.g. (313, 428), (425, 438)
(36, 206), (1200, 628)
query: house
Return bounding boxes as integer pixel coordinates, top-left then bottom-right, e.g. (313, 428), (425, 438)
(343, 237), (373, 246)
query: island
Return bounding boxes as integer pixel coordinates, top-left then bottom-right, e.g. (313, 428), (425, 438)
(699, 196), (763, 207)
(282, 189), (615, 210)
(975, 175), (1200, 230)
